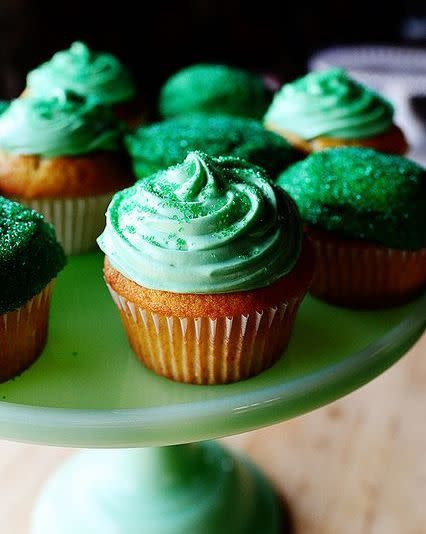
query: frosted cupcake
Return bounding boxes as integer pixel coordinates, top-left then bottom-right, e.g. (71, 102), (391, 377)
(265, 68), (408, 155)
(98, 152), (313, 384)
(0, 196), (65, 382)
(126, 114), (300, 180)
(159, 63), (269, 120)
(25, 41), (142, 127)
(0, 91), (132, 254)
(278, 148), (426, 307)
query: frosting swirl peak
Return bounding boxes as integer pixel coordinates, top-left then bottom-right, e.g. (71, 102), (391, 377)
(98, 152), (302, 294)
(265, 68), (393, 140)
(27, 41), (135, 106)
(0, 91), (122, 157)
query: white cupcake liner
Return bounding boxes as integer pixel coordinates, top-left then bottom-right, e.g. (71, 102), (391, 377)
(107, 285), (303, 384)
(310, 235), (426, 306)
(15, 194), (113, 255)
(0, 282), (53, 383)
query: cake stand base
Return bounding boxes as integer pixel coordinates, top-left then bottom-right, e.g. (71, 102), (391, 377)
(31, 442), (284, 534)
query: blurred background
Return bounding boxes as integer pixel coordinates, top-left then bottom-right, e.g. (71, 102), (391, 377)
(2, 0), (424, 160)
(0, 0), (424, 100)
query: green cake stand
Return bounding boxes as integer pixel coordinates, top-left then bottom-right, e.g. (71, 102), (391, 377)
(0, 253), (424, 534)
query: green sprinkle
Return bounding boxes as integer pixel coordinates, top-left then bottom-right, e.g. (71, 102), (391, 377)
(0, 196), (66, 314)
(277, 147), (426, 250)
(125, 114), (300, 180)
(159, 63), (270, 120)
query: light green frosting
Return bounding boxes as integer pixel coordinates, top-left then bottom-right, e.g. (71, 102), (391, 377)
(27, 41), (135, 106)
(265, 68), (394, 140)
(0, 91), (122, 157)
(98, 152), (302, 294)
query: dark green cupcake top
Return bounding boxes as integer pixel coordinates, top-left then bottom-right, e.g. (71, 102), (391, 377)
(277, 148), (426, 250)
(0, 101), (9, 115)
(159, 64), (269, 120)
(125, 114), (300, 179)
(0, 197), (66, 313)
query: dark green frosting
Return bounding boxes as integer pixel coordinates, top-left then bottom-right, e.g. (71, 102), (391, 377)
(125, 114), (300, 179)
(277, 148), (426, 250)
(0, 197), (66, 313)
(0, 101), (9, 115)
(159, 64), (269, 120)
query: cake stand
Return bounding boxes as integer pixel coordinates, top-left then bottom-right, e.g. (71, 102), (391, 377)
(0, 253), (424, 533)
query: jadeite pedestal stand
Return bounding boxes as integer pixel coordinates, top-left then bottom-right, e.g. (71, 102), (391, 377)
(0, 254), (424, 534)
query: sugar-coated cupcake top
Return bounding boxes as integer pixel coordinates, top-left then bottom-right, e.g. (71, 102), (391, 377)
(27, 41), (136, 106)
(265, 68), (393, 140)
(277, 148), (426, 250)
(0, 91), (123, 157)
(98, 152), (302, 294)
(126, 114), (299, 179)
(0, 197), (66, 313)
(159, 64), (269, 120)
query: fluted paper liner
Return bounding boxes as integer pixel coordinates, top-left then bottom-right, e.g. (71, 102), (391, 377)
(0, 283), (52, 383)
(309, 231), (426, 307)
(15, 194), (113, 255)
(107, 285), (303, 384)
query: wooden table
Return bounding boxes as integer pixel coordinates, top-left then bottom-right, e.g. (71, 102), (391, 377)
(0, 333), (425, 534)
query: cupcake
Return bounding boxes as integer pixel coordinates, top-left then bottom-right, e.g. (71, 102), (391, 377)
(277, 148), (426, 308)
(159, 63), (269, 120)
(25, 41), (143, 128)
(126, 114), (300, 180)
(0, 91), (132, 254)
(265, 68), (408, 155)
(98, 152), (313, 385)
(0, 196), (65, 383)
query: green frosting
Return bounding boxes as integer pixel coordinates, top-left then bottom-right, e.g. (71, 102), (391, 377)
(0, 196), (66, 313)
(125, 114), (300, 180)
(277, 148), (426, 250)
(27, 42), (135, 106)
(265, 68), (394, 140)
(0, 91), (123, 157)
(0, 101), (9, 115)
(159, 64), (269, 119)
(98, 152), (302, 294)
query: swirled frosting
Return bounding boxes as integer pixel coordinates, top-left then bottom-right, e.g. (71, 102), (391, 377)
(98, 152), (302, 294)
(0, 91), (122, 157)
(265, 68), (393, 140)
(27, 41), (135, 106)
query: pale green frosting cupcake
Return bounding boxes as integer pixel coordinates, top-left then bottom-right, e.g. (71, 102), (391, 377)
(0, 91), (122, 157)
(264, 68), (393, 140)
(98, 152), (302, 294)
(27, 42), (135, 106)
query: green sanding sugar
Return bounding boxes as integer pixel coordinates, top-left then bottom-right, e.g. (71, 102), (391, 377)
(159, 64), (269, 120)
(0, 197), (66, 313)
(277, 148), (426, 250)
(125, 114), (300, 180)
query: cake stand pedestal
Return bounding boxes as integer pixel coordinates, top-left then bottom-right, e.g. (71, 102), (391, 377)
(32, 444), (282, 534)
(0, 254), (424, 534)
